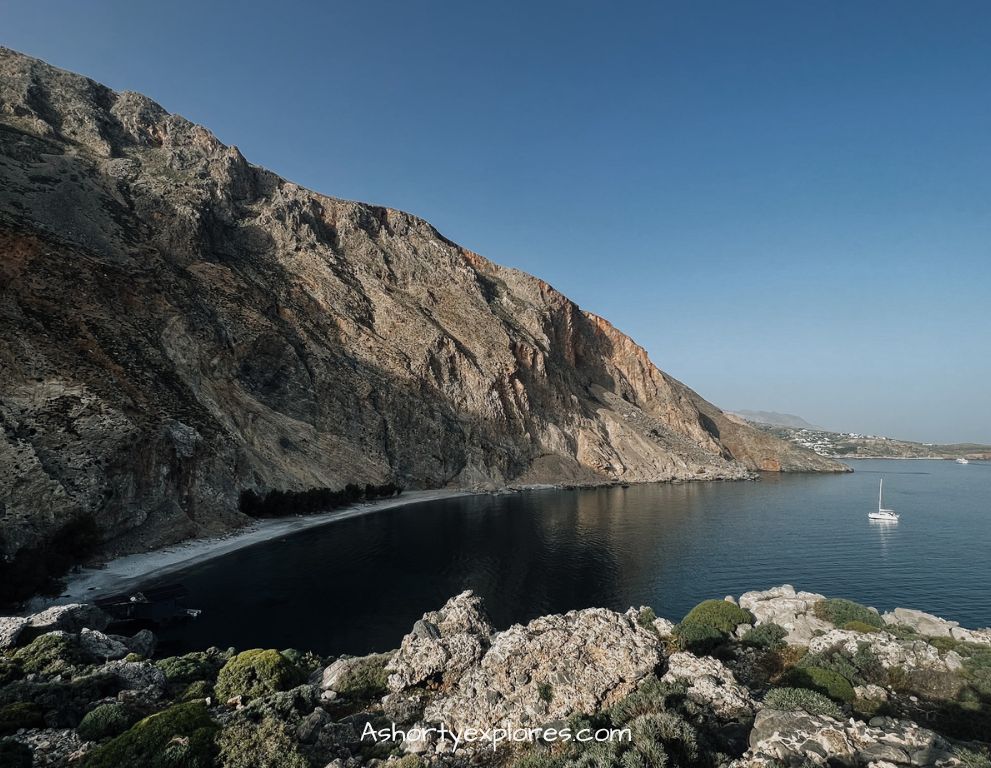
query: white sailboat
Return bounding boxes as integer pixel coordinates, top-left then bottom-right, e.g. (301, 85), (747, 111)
(868, 479), (899, 521)
(956, 458), (970, 465)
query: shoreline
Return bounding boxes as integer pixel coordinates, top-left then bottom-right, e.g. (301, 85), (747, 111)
(26, 488), (478, 611)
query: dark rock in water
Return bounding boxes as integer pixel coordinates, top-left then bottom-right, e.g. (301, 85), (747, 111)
(0, 46), (847, 574)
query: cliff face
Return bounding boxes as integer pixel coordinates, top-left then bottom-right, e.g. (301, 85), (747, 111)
(0, 47), (846, 558)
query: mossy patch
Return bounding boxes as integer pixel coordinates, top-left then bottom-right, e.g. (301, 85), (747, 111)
(813, 598), (883, 629)
(82, 701), (217, 768)
(214, 649), (302, 703)
(680, 600), (753, 634)
(13, 632), (88, 677)
(781, 666), (855, 703)
(0, 701), (45, 734)
(216, 715), (308, 768)
(764, 686), (842, 718)
(77, 702), (138, 741)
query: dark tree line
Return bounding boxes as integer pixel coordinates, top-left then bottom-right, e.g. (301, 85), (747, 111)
(239, 482), (404, 518)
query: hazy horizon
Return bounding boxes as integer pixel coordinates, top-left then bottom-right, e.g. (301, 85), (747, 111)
(4, 1), (989, 443)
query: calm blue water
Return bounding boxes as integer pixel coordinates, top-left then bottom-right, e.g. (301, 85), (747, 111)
(144, 459), (991, 656)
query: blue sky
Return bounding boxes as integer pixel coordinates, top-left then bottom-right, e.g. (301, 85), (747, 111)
(3, 1), (990, 442)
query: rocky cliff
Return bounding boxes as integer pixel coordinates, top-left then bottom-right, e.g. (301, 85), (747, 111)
(0, 47), (846, 561)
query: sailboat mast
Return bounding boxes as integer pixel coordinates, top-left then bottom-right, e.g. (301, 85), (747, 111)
(879, 479), (883, 511)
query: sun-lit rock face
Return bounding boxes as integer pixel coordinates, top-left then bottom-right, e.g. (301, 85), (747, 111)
(0, 46), (847, 560)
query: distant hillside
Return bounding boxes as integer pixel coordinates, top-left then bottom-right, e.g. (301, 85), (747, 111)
(731, 410), (822, 430)
(749, 423), (991, 461)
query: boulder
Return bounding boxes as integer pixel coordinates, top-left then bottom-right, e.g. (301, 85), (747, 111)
(652, 617), (676, 639)
(661, 652), (755, 720)
(99, 659), (167, 690)
(808, 630), (955, 673)
(949, 626), (991, 646)
(27, 604), (110, 634)
(124, 629), (157, 658)
(735, 707), (957, 767)
(386, 591), (493, 692)
(0, 616), (28, 649)
(738, 585), (831, 645)
(881, 608), (958, 638)
(422, 604), (661, 731)
(79, 628), (130, 661)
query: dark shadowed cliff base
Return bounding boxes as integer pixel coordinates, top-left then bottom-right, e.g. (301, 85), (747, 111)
(0, 46), (846, 587)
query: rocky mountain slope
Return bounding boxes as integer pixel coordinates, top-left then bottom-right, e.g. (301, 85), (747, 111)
(1, 586), (989, 767)
(0, 47), (845, 564)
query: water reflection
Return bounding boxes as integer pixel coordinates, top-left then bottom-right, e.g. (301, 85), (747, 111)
(142, 460), (991, 656)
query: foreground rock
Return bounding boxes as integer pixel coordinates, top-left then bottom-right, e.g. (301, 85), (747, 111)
(396, 601), (662, 730)
(736, 708), (960, 767)
(2, 586), (990, 767)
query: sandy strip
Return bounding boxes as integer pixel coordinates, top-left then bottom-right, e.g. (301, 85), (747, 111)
(31, 489), (476, 609)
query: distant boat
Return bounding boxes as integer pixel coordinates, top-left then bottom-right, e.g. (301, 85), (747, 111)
(956, 458), (970, 465)
(868, 478), (899, 521)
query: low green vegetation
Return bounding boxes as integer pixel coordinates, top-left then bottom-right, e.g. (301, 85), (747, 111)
(742, 622), (788, 650)
(781, 666), (856, 703)
(636, 607), (657, 630)
(673, 599), (753, 654)
(763, 687), (843, 718)
(13, 632), (89, 677)
(155, 650), (226, 686)
(77, 702), (138, 741)
(813, 598), (884, 629)
(841, 620), (882, 633)
(82, 701), (217, 768)
(214, 649), (303, 703)
(331, 653), (391, 699)
(681, 600), (753, 634)
(216, 715), (309, 768)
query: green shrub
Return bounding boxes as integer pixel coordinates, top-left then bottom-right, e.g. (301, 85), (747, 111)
(610, 677), (679, 724)
(955, 747), (991, 768)
(781, 666), (855, 703)
(742, 623), (788, 650)
(680, 599), (753, 634)
(637, 607), (658, 630)
(390, 756), (425, 768)
(0, 672), (117, 728)
(82, 701), (217, 768)
(216, 715), (308, 768)
(0, 701), (45, 734)
(0, 741), (32, 768)
(626, 710), (701, 768)
(512, 753), (566, 768)
(13, 633), (87, 677)
(813, 598), (883, 629)
(155, 652), (220, 686)
(795, 641), (887, 688)
(77, 702), (137, 741)
(842, 620), (881, 634)
(214, 649), (301, 703)
(673, 621), (724, 654)
(928, 636), (964, 654)
(180, 680), (214, 702)
(763, 687), (842, 718)
(538, 682), (553, 703)
(0, 658), (22, 686)
(331, 653), (390, 699)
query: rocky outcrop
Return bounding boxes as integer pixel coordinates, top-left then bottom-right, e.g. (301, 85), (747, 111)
(661, 652), (755, 720)
(388, 594), (662, 730)
(386, 591), (493, 692)
(883, 608), (991, 646)
(736, 709), (961, 767)
(739, 585), (832, 645)
(807, 630), (963, 674)
(0, 46), (847, 566)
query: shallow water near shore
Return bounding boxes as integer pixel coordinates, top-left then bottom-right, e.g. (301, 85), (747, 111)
(137, 458), (991, 656)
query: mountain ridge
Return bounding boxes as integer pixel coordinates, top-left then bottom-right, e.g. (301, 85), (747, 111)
(0, 46), (846, 568)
